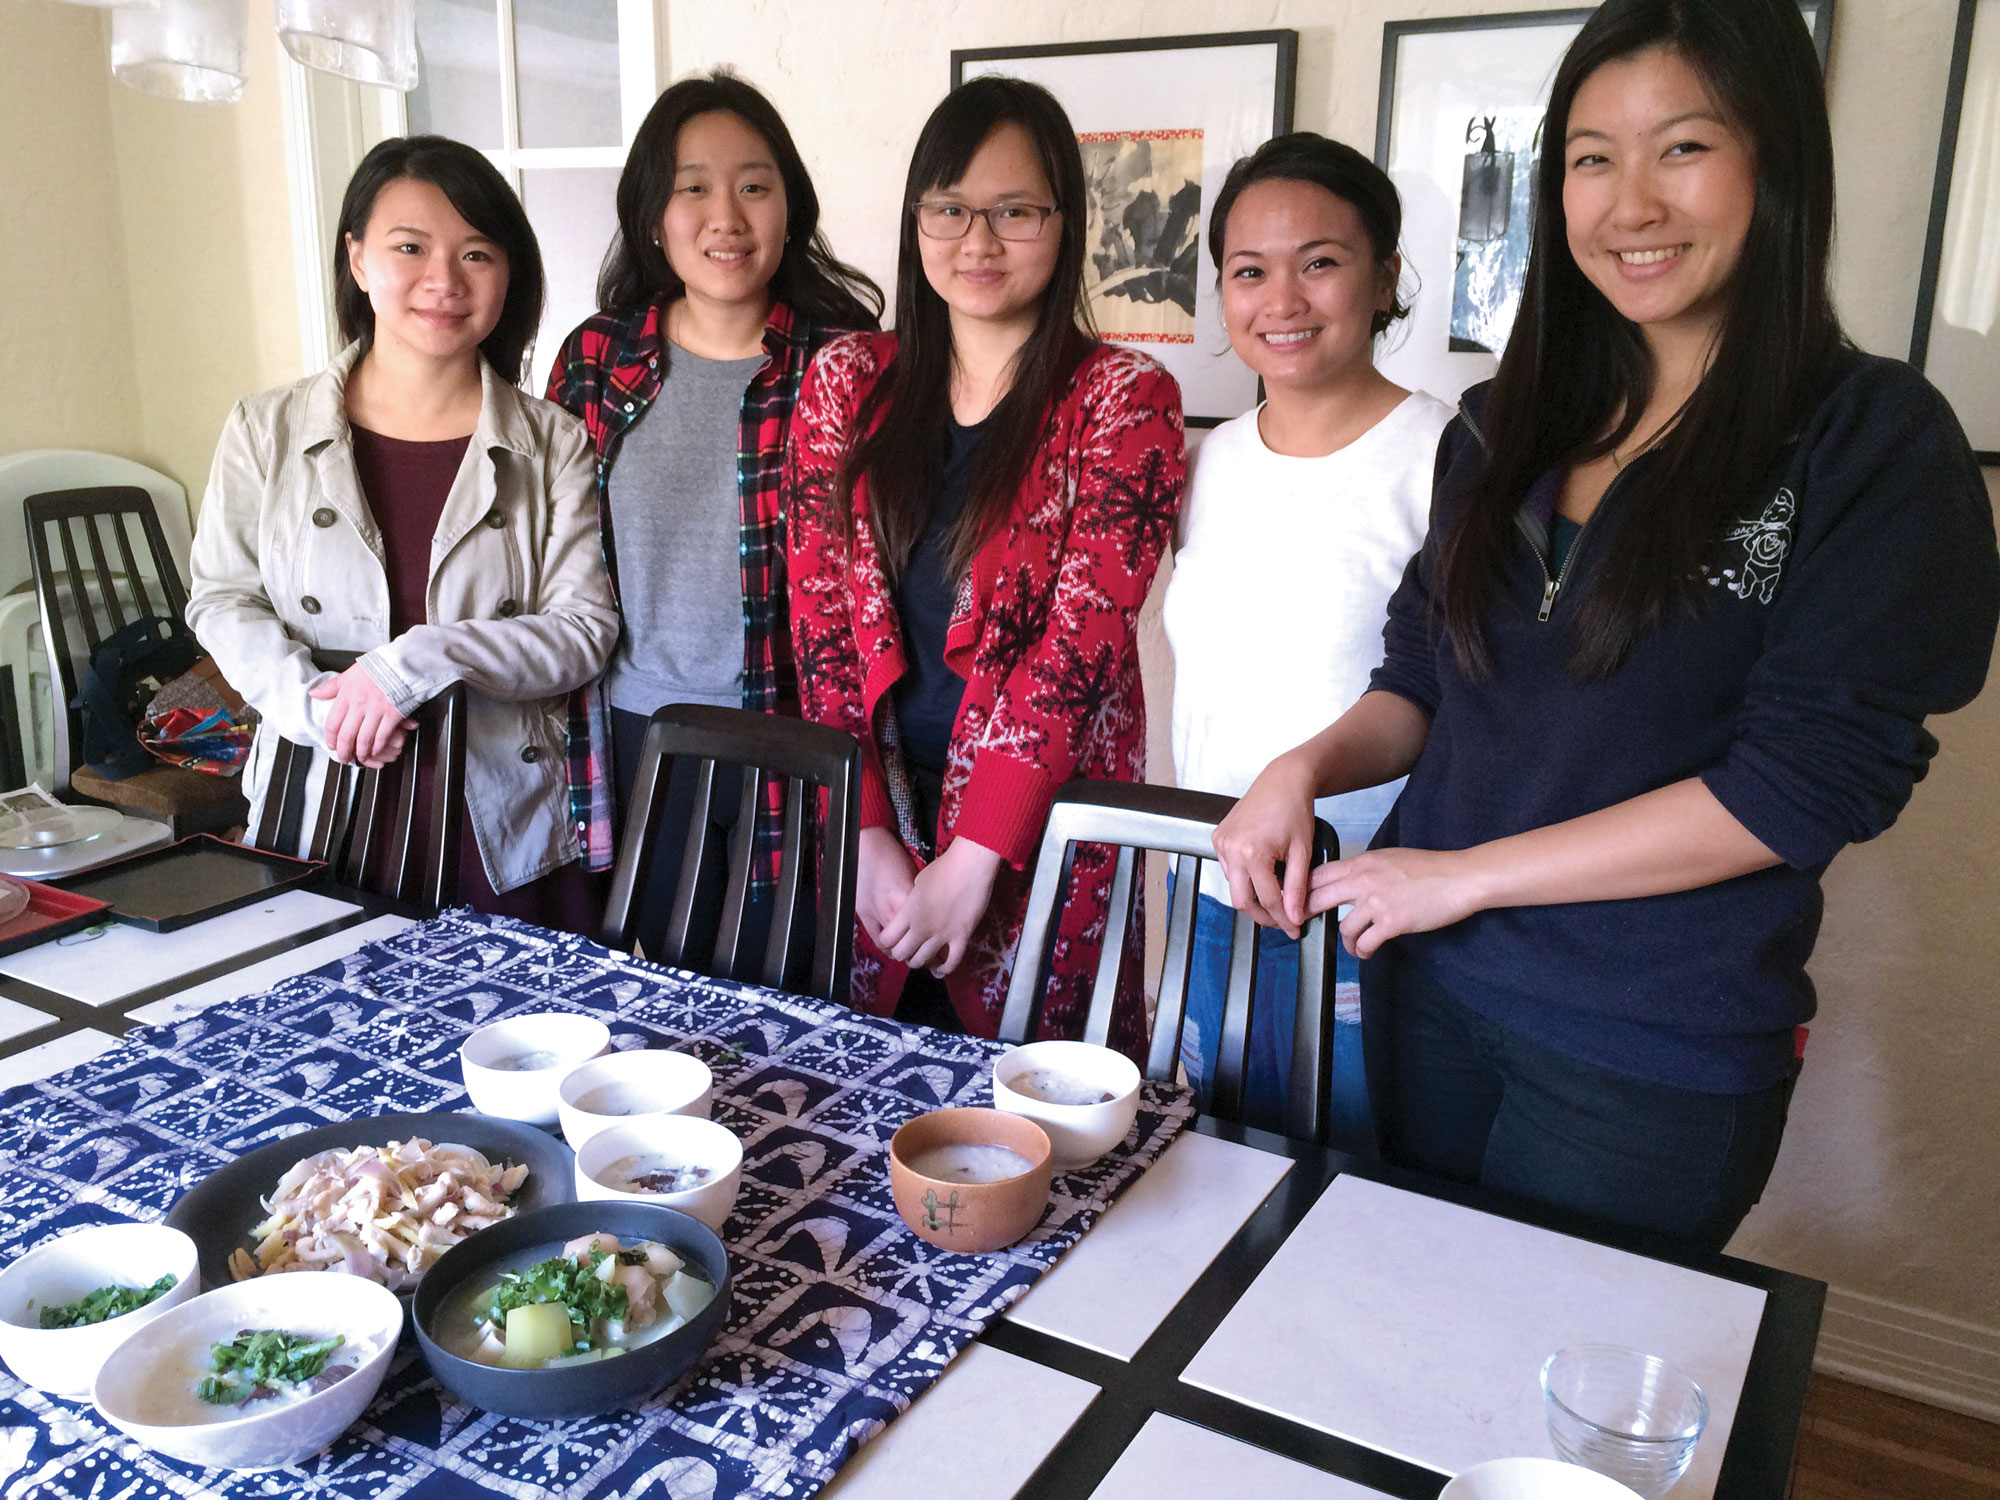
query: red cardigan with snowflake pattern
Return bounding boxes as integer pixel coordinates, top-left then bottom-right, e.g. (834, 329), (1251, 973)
(785, 331), (1185, 1037)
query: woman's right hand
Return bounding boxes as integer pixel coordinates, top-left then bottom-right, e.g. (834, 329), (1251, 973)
(1212, 749), (1322, 938)
(856, 824), (919, 950)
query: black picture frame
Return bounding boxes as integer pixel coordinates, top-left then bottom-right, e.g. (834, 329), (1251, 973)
(1372, 3), (1836, 406)
(951, 30), (1298, 426)
(1374, 0), (1834, 163)
(1909, 0), (1998, 465)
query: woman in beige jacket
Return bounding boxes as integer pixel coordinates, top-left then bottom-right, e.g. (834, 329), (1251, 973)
(187, 137), (616, 924)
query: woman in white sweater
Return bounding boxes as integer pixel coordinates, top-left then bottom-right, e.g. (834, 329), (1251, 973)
(1162, 133), (1452, 1138)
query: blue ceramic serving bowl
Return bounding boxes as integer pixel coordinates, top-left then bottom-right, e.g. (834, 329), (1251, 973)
(411, 1200), (730, 1420)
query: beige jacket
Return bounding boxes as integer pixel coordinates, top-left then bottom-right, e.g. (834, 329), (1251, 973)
(187, 344), (618, 892)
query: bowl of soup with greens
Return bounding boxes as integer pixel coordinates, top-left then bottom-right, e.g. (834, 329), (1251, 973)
(412, 1201), (729, 1420)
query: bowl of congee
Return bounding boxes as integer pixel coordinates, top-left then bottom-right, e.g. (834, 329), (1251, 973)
(573, 1115), (743, 1232)
(888, 1108), (1054, 1253)
(991, 1039), (1142, 1170)
(556, 1048), (714, 1150)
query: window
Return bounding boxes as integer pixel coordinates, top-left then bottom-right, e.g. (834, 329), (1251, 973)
(280, 0), (657, 393)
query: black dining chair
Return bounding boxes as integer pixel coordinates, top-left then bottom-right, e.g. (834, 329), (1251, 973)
(998, 780), (1342, 1144)
(601, 704), (860, 1006)
(23, 486), (245, 835)
(251, 652), (468, 908)
(0, 664), (25, 792)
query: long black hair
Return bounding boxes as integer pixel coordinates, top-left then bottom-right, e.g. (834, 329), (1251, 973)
(1207, 132), (1410, 338)
(596, 70), (882, 331)
(334, 135), (544, 385)
(837, 76), (1093, 584)
(1439, 0), (1843, 680)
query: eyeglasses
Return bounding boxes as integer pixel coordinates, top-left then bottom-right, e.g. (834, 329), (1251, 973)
(913, 201), (1059, 241)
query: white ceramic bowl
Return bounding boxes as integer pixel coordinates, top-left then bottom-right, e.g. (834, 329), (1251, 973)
(93, 1270), (403, 1471)
(556, 1048), (714, 1150)
(1440, 1457), (1643, 1499)
(575, 1116), (744, 1233)
(460, 1013), (611, 1125)
(991, 1040), (1143, 1169)
(0, 1223), (200, 1399)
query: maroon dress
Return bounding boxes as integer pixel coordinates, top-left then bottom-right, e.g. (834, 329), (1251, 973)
(350, 425), (599, 934)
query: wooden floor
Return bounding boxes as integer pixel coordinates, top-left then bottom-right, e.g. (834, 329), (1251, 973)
(1792, 1374), (2000, 1498)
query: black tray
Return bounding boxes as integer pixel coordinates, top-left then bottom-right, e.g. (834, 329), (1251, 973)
(52, 834), (325, 931)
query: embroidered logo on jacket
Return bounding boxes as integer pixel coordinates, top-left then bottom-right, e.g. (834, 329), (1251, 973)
(1705, 488), (1795, 603)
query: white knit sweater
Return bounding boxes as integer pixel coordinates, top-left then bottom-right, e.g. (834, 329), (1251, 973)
(1163, 392), (1455, 900)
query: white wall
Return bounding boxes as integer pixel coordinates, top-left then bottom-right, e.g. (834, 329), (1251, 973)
(0, 2), (143, 464)
(660, 0), (2000, 1416)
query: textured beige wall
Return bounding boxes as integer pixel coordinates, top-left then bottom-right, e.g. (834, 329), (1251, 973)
(0, 0), (302, 498)
(106, 0), (303, 500)
(662, 0), (2000, 1345)
(0, 3), (143, 462)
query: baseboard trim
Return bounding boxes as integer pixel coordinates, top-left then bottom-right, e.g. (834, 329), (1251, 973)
(1814, 1286), (2000, 1422)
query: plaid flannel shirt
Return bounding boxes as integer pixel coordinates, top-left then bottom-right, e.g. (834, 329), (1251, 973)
(546, 298), (824, 882)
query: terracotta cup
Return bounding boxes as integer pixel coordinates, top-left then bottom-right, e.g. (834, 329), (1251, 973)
(888, 1108), (1054, 1254)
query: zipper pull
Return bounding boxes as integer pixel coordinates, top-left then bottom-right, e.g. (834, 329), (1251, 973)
(1538, 576), (1559, 622)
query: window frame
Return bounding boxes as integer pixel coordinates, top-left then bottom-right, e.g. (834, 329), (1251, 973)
(279, 0), (659, 374)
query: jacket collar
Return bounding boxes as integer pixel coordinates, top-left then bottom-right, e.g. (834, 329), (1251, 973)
(300, 340), (537, 457)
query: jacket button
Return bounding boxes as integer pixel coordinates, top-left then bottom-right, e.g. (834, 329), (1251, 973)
(520, 745), (541, 764)
(483, 508), (505, 529)
(311, 508), (336, 528)
(300, 595), (321, 615)
(497, 598), (520, 618)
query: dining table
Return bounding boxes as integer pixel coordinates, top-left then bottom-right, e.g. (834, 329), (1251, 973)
(0, 876), (1826, 1500)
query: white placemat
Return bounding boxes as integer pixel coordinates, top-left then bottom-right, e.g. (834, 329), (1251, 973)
(1090, 1414), (1392, 1499)
(0, 889), (359, 1004)
(125, 913), (415, 1024)
(820, 1344), (1099, 1500)
(0, 1028), (119, 1089)
(1181, 1175), (1766, 1498)
(1008, 1130), (1292, 1358)
(0, 997), (55, 1045)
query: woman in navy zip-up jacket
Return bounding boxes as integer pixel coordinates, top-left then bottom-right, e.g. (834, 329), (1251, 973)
(1215, 0), (1998, 1253)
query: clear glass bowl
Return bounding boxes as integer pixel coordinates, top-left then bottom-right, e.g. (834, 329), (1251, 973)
(1541, 1345), (1708, 1499)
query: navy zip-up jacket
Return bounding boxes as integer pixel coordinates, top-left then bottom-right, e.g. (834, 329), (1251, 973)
(1370, 351), (1999, 1092)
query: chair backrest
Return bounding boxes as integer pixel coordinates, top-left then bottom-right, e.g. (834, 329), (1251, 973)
(23, 487), (190, 791)
(998, 780), (1341, 1143)
(0, 450), (192, 597)
(602, 704), (859, 1005)
(251, 653), (467, 909)
(0, 664), (25, 791)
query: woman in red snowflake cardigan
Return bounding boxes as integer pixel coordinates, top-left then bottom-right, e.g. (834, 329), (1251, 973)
(785, 77), (1186, 1044)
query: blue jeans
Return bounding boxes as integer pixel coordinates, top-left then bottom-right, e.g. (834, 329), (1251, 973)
(1361, 942), (1797, 1254)
(1175, 881), (1372, 1148)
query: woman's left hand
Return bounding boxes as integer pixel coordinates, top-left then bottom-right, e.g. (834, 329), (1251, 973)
(1306, 847), (1489, 959)
(309, 665), (416, 768)
(879, 836), (1005, 976)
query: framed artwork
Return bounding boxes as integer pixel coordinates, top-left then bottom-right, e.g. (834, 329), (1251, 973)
(1911, 0), (1999, 463)
(1373, 3), (1835, 406)
(953, 31), (1298, 426)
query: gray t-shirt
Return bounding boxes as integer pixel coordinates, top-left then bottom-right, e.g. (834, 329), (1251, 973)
(604, 344), (767, 713)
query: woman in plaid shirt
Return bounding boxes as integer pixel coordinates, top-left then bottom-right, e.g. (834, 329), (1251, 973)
(547, 72), (879, 952)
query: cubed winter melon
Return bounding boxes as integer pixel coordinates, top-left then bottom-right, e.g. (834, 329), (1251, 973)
(504, 1303), (576, 1366)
